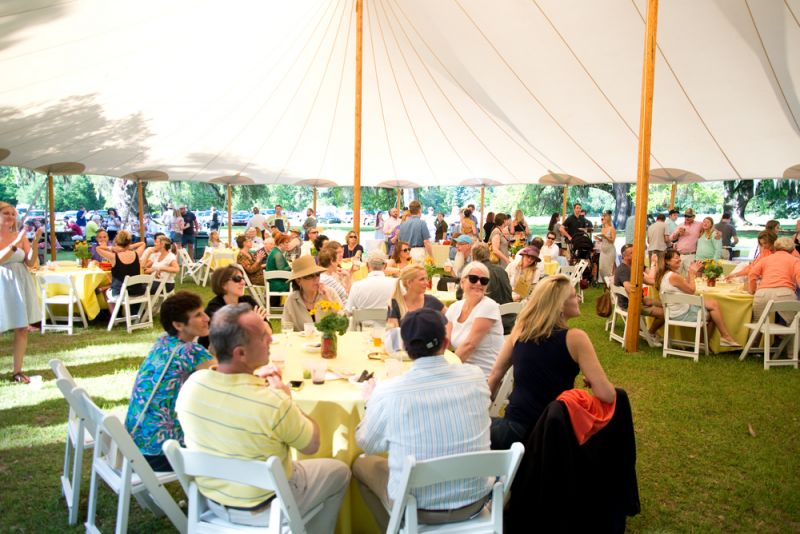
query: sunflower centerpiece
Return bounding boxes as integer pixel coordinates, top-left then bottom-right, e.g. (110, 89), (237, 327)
(73, 241), (92, 268)
(701, 259), (724, 287)
(310, 300), (349, 358)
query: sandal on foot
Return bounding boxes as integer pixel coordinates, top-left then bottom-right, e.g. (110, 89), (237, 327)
(720, 338), (742, 348)
(11, 372), (30, 384)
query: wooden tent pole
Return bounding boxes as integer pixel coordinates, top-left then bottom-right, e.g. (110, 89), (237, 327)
(625, 0), (659, 353)
(396, 188), (401, 209)
(480, 186), (485, 237)
(48, 172), (56, 261)
(352, 0), (363, 235)
(137, 179), (145, 243)
(669, 182), (676, 209)
(562, 185), (568, 218)
(227, 184), (232, 246)
(313, 186), (317, 216)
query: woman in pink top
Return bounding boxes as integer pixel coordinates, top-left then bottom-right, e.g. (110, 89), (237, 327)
(748, 237), (800, 321)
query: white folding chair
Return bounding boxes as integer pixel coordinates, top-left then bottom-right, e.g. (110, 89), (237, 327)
(264, 271), (293, 320)
(74, 388), (186, 534)
(162, 440), (322, 534)
(351, 307), (389, 331)
(571, 260), (589, 302)
(50, 359), (94, 526)
(740, 300), (800, 370)
(179, 247), (208, 285)
(498, 302), (523, 317)
(151, 280), (175, 316)
(232, 263), (266, 308)
(662, 293), (708, 362)
(39, 273), (88, 335)
(107, 274), (155, 333)
(202, 249), (236, 286)
(489, 366), (514, 417)
(386, 443), (525, 534)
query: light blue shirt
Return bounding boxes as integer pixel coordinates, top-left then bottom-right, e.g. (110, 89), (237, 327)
(398, 216), (430, 248)
(356, 356), (492, 509)
(695, 233), (722, 260)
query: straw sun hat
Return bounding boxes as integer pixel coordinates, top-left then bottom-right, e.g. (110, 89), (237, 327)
(289, 255), (326, 280)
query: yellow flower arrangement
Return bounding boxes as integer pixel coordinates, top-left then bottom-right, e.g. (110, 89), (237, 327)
(701, 259), (723, 280)
(73, 240), (92, 260)
(310, 300), (348, 335)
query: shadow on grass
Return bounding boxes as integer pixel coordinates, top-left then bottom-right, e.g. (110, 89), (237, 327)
(0, 396), (128, 430)
(2, 357), (144, 383)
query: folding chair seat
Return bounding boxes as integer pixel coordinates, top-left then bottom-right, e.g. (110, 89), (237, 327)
(489, 366), (514, 418)
(740, 299), (800, 370)
(162, 440), (322, 533)
(385, 443), (525, 533)
(50, 359), (94, 526)
(151, 280), (176, 315)
(73, 388), (186, 534)
(39, 273), (88, 335)
(107, 274), (155, 333)
(232, 263), (266, 308)
(662, 292), (708, 362)
(351, 307), (390, 331)
(179, 247), (208, 285)
(264, 271), (292, 320)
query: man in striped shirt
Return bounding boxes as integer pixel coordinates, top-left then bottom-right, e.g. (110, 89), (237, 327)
(176, 304), (350, 533)
(353, 308), (492, 530)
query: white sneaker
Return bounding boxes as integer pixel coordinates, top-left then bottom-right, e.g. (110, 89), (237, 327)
(642, 331), (662, 347)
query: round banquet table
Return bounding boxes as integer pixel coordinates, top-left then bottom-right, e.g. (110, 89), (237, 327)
(273, 330), (460, 534)
(543, 260), (560, 276)
(35, 264), (111, 320)
(201, 246), (238, 270)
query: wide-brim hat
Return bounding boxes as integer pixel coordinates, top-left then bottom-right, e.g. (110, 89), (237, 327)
(519, 246), (540, 259)
(683, 208), (696, 217)
(289, 254), (326, 280)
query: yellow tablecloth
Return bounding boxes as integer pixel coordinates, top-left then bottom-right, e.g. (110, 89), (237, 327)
(431, 243), (451, 268)
(543, 260), (559, 276)
(202, 246), (238, 269)
(427, 289), (457, 306)
(35, 266), (111, 320)
(342, 261), (367, 282)
(274, 331), (459, 534)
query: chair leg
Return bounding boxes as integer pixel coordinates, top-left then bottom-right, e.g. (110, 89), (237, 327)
(764, 331), (772, 370)
(67, 300), (74, 336)
(84, 444), (102, 533)
(107, 300), (122, 331)
(68, 433), (85, 525)
(116, 460), (133, 534)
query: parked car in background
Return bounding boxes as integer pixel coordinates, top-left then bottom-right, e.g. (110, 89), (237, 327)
(342, 210), (353, 224)
(319, 216), (342, 225)
(231, 210), (251, 226)
(196, 210), (212, 228)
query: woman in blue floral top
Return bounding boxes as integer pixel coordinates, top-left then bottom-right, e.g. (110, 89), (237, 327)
(124, 291), (215, 471)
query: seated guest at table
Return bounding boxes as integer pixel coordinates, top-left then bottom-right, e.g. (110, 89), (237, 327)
(262, 236), (275, 257)
(282, 255), (341, 330)
(443, 235), (473, 280)
(445, 262), (504, 378)
(656, 250), (741, 347)
(124, 291), (215, 471)
(286, 228), (303, 260)
(695, 217), (722, 261)
(176, 304), (350, 531)
(85, 215), (101, 243)
(345, 251), (396, 314)
(487, 275), (616, 450)
(207, 230), (223, 249)
(507, 246), (542, 302)
(235, 234), (266, 286)
(726, 230), (777, 281)
(343, 231), (364, 260)
(387, 265), (445, 328)
(312, 233), (329, 259)
(95, 230), (146, 316)
(90, 229), (110, 262)
(353, 308), (492, 532)
(386, 240), (412, 276)
(64, 217), (83, 242)
(318, 247), (350, 303)
(139, 232), (166, 268)
(266, 233), (292, 294)
(470, 243), (514, 334)
(301, 227), (320, 256)
(541, 231), (561, 262)
(245, 226), (263, 249)
(143, 235), (179, 295)
(198, 266), (261, 348)
(748, 237), (800, 321)
(614, 245), (664, 345)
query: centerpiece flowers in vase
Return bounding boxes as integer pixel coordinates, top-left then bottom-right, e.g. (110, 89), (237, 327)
(701, 259), (723, 287)
(73, 241), (92, 268)
(310, 300), (349, 358)
(509, 237), (524, 258)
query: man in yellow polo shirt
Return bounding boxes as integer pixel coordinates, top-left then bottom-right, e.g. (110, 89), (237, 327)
(176, 304), (350, 532)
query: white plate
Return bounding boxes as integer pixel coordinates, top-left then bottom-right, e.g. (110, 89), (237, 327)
(303, 342), (321, 352)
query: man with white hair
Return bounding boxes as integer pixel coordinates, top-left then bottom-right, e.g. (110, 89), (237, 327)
(345, 251), (396, 313)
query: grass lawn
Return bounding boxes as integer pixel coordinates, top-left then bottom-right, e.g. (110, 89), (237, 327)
(1, 281), (799, 532)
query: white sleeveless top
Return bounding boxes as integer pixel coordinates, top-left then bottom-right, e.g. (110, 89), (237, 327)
(150, 251), (177, 283)
(659, 272), (690, 317)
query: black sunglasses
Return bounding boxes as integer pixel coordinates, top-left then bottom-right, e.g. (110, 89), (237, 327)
(301, 272), (321, 280)
(466, 274), (490, 286)
(402, 248), (410, 252)
(230, 275), (244, 283)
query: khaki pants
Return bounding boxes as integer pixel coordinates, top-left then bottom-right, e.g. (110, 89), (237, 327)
(352, 455), (488, 532)
(753, 287), (798, 324)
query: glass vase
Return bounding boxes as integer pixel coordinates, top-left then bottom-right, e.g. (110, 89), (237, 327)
(321, 332), (337, 359)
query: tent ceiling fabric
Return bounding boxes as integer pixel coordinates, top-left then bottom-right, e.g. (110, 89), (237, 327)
(0, 0), (798, 187)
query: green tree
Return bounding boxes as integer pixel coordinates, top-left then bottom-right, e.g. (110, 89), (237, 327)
(0, 166), (18, 204)
(53, 175), (104, 211)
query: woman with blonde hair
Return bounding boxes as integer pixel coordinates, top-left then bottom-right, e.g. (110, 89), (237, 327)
(386, 264), (445, 328)
(512, 209), (529, 238)
(0, 202), (43, 383)
(460, 209), (478, 239)
(598, 211), (616, 280)
(695, 217), (722, 260)
(488, 275), (616, 449)
(207, 230), (223, 249)
(94, 229), (146, 317)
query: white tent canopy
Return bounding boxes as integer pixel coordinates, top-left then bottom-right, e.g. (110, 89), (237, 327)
(0, 0), (798, 186)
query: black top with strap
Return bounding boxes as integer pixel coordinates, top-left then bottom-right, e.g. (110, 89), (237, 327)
(110, 252), (143, 297)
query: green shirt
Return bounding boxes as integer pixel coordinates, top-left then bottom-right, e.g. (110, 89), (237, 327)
(695, 232), (722, 260)
(266, 248), (291, 291)
(85, 220), (99, 241)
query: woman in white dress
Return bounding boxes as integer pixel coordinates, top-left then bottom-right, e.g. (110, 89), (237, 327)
(598, 212), (616, 281)
(0, 202), (43, 383)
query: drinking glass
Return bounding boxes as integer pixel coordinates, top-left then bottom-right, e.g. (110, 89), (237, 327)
(371, 325), (385, 349)
(304, 322), (316, 337)
(281, 319), (294, 342)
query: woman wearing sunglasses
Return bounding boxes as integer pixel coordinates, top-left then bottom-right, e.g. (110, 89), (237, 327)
(198, 266), (262, 348)
(386, 240), (412, 276)
(445, 262), (504, 378)
(282, 255), (341, 330)
(488, 275), (616, 450)
(386, 264), (445, 328)
(343, 232), (363, 260)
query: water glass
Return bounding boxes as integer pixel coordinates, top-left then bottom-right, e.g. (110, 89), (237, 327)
(281, 319), (294, 340)
(304, 322), (316, 337)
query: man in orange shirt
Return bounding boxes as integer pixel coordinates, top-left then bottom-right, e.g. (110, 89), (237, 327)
(748, 237), (800, 321)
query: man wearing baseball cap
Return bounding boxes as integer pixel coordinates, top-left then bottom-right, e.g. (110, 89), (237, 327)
(669, 207), (702, 272)
(353, 308), (492, 530)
